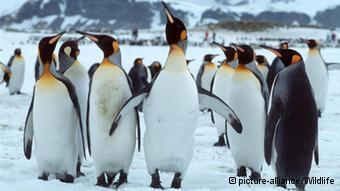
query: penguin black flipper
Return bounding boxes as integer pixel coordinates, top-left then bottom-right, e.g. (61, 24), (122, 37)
(7, 55), (14, 67)
(34, 57), (40, 80)
(264, 82), (283, 165)
(88, 63), (100, 79)
(135, 109), (141, 152)
(197, 87), (242, 134)
(209, 73), (217, 123)
(195, 65), (204, 88)
(86, 77), (93, 155)
(326, 62), (340, 70)
(314, 130), (319, 165)
(52, 72), (86, 159)
(23, 87), (35, 160)
(245, 62), (270, 111)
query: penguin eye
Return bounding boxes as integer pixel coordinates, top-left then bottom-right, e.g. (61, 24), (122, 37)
(112, 41), (119, 53)
(64, 46), (71, 57)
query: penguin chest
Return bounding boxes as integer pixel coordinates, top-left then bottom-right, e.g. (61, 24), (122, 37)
(9, 57), (25, 89)
(201, 65), (217, 90)
(212, 67), (234, 101)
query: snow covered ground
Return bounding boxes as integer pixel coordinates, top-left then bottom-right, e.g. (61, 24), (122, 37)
(0, 31), (339, 190)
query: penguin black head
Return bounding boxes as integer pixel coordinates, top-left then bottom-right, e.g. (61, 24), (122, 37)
(231, 44), (254, 65)
(38, 31), (65, 65)
(59, 36), (84, 60)
(162, 1), (187, 52)
(76, 31), (120, 59)
(280, 42), (289, 49)
(260, 45), (303, 67)
(203, 54), (218, 63)
(134, 58), (144, 66)
(213, 42), (237, 63)
(255, 55), (267, 65)
(301, 38), (318, 49)
(14, 48), (21, 56)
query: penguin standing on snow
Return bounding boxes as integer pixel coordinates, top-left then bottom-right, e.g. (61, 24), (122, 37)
(128, 58), (149, 94)
(227, 44), (269, 179)
(211, 42), (238, 147)
(76, 31), (140, 188)
(108, 2), (242, 189)
(256, 55), (270, 79)
(267, 42), (288, 91)
(0, 62), (11, 86)
(301, 39), (328, 117)
(7, 48), (25, 94)
(196, 54), (218, 91)
(58, 36), (89, 177)
(260, 45), (318, 190)
(23, 32), (86, 183)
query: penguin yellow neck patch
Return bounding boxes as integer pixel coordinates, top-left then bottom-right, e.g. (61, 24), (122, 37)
(38, 64), (57, 87)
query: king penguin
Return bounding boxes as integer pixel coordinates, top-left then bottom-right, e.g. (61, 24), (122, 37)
(267, 42), (288, 91)
(23, 32), (86, 183)
(0, 61), (11, 86)
(196, 54), (218, 91)
(302, 39), (328, 117)
(108, 2), (242, 189)
(256, 55), (270, 79)
(148, 61), (162, 79)
(7, 48), (25, 95)
(211, 42), (238, 147)
(227, 44), (269, 179)
(128, 58), (149, 94)
(260, 45), (319, 191)
(58, 36), (89, 177)
(76, 31), (140, 188)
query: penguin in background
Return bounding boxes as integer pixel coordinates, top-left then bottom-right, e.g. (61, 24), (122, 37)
(76, 31), (140, 188)
(227, 44), (268, 179)
(0, 61), (11, 86)
(7, 48), (25, 95)
(108, 2), (242, 189)
(196, 54), (219, 91)
(128, 58), (149, 94)
(260, 45), (318, 191)
(148, 61), (162, 79)
(256, 55), (270, 79)
(88, 63), (100, 79)
(23, 32), (86, 183)
(58, 36), (89, 177)
(211, 42), (238, 147)
(267, 42), (288, 91)
(301, 39), (328, 117)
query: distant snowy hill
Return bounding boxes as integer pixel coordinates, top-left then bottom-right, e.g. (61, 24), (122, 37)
(0, 0), (340, 31)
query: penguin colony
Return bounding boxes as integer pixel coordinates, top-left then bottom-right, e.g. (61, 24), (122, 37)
(18, 1), (329, 190)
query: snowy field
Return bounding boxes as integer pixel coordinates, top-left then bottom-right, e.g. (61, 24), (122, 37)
(0, 31), (339, 190)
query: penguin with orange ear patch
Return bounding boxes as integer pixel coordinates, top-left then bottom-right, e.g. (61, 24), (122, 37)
(260, 45), (318, 191)
(227, 44), (268, 179)
(23, 32), (86, 183)
(76, 31), (140, 188)
(301, 38), (328, 117)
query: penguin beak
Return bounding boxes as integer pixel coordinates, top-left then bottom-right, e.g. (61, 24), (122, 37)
(162, 1), (174, 24)
(76, 35), (86, 43)
(49, 31), (65, 45)
(212, 54), (219, 58)
(76, 31), (100, 43)
(299, 38), (310, 44)
(230, 43), (245, 53)
(212, 41), (227, 52)
(259, 45), (282, 58)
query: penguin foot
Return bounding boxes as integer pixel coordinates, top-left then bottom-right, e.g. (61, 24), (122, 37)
(107, 172), (116, 186)
(249, 171), (261, 180)
(76, 162), (85, 177)
(38, 173), (49, 181)
(237, 166), (247, 177)
(213, 135), (226, 147)
(113, 171), (128, 188)
(96, 173), (108, 187)
(59, 174), (74, 183)
(171, 173), (182, 189)
(150, 170), (164, 189)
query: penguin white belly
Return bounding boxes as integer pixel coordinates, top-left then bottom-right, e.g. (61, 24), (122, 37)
(8, 58), (25, 94)
(212, 68), (233, 136)
(305, 55), (328, 113)
(90, 65), (136, 175)
(201, 67), (217, 91)
(64, 62), (89, 160)
(258, 65), (269, 79)
(228, 72), (265, 172)
(143, 70), (199, 175)
(0, 69), (4, 82)
(33, 79), (77, 176)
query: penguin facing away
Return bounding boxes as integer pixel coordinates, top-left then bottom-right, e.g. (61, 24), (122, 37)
(148, 61), (162, 79)
(267, 42), (288, 91)
(211, 41), (238, 147)
(108, 2), (242, 189)
(128, 58), (149, 94)
(23, 32), (86, 183)
(227, 44), (268, 179)
(76, 30), (141, 188)
(260, 45), (319, 191)
(301, 39), (328, 117)
(58, 36), (89, 177)
(256, 55), (270, 79)
(7, 48), (25, 95)
(0, 62), (11, 86)
(196, 54), (218, 91)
